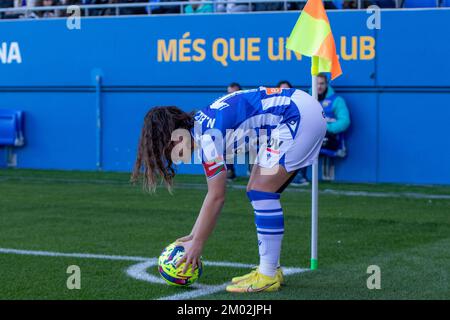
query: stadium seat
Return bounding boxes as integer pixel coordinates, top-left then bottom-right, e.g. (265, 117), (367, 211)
(320, 133), (346, 181)
(0, 109), (25, 147)
(441, 0), (450, 6)
(403, 0), (438, 8)
(320, 133), (347, 158)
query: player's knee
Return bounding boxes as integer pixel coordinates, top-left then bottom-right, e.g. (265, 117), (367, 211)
(246, 182), (272, 193)
(208, 191), (226, 205)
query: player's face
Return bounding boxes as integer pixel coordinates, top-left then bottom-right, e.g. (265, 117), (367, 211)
(317, 77), (328, 95)
(279, 83), (291, 89)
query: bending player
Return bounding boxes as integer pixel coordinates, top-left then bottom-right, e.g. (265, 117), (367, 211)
(131, 87), (326, 292)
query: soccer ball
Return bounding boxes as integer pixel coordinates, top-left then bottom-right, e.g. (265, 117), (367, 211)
(158, 242), (203, 287)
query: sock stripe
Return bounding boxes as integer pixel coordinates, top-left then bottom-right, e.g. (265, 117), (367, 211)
(247, 190), (280, 201)
(257, 230), (285, 235)
(254, 208), (282, 214)
(255, 215), (284, 229)
(257, 227), (284, 232)
(250, 200), (282, 211)
(255, 213), (283, 217)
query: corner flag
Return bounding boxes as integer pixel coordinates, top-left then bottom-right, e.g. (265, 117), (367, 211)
(286, 0), (342, 80)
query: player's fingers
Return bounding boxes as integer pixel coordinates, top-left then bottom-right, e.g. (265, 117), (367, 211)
(182, 257), (191, 274)
(191, 259), (197, 273)
(194, 257), (201, 272)
(176, 255), (186, 269)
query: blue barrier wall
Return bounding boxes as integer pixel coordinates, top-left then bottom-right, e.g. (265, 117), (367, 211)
(0, 9), (449, 185)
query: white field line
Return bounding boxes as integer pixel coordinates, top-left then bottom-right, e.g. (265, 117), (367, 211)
(2, 175), (450, 200)
(320, 189), (450, 200)
(0, 247), (153, 262)
(157, 284), (229, 300)
(0, 247), (309, 300)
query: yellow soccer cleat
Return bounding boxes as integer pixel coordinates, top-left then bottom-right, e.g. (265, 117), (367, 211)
(231, 267), (284, 285)
(226, 271), (281, 293)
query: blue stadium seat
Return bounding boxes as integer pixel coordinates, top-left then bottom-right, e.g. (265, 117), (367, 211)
(403, 0), (438, 8)
(320, 133), (347, 181)
(441, 0), (450, 6)
(0, 109), (25, 147)
(320, 133), (347, 158)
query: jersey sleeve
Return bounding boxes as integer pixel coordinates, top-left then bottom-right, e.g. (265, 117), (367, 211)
(198, 133), (227, 180)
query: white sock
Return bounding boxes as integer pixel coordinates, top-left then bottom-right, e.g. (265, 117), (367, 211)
(258, 234), (283, 277)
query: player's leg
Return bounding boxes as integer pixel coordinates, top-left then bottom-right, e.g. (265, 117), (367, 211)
(230, 166), (300, 285)
(227, 91), (327, 293)
(226, 165), (293, 293)
(248, 165), (293, 275)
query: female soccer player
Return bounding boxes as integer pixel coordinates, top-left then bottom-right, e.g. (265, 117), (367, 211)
(131, 87), (326, 293)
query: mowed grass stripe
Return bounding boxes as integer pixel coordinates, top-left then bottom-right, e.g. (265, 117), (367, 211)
(2, 175), (450, 200)
(2, 168), (450, 196)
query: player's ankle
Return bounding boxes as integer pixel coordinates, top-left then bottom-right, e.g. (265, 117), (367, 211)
(258, 265), (277, 278)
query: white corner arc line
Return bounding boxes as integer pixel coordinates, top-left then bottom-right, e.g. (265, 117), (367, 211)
(0, 247), (310, 300)
(157, 284), (229, 301)
(125, 261), (308, 300)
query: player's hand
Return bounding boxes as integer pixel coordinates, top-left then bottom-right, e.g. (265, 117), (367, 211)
(176, 234), (193, 243)
(176, 239), (203, 274)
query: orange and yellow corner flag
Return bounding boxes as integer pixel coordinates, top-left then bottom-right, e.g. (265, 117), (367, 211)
(286, 0), (342, 80)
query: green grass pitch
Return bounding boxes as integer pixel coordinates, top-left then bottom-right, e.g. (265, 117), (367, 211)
(0, 169), (449, 300)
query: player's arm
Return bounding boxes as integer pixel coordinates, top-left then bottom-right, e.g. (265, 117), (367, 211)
(179, 168), (227, 240)
(191, 170), (227, 242)
(176, 163), (227, 273)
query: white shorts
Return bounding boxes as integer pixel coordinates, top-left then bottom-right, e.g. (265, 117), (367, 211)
(255, 90), (327, 173)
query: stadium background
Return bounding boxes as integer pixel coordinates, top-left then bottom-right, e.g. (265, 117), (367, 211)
(1, 1), (450, 301)
(1, 8), (449, 185)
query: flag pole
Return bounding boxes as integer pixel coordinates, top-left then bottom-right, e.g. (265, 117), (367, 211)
(310, 56), (319, 270)
(285, 0), (342, 271)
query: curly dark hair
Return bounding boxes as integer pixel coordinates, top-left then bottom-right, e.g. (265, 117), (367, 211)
(130, 106), (194, 193)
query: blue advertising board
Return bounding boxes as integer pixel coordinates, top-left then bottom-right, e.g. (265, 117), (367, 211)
(1, 9), (450, 185)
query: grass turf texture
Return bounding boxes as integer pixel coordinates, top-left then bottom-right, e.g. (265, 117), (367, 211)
(0, 169), (449, 300)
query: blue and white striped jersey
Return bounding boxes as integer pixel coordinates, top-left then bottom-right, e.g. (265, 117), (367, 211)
(193, 87), (301, 138)
(191, 87), (303, 178)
